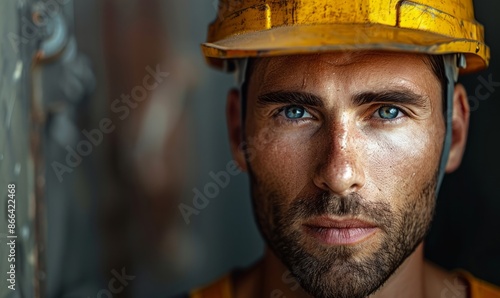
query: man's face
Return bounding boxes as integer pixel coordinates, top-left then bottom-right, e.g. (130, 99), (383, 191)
(243, 52), (445, 298)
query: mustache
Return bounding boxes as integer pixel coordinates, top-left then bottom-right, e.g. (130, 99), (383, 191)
(288, 192), (393, 228)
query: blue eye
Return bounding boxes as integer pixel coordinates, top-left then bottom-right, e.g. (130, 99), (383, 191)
(377, 106), (400, 120)
(283, 105), (311, 119)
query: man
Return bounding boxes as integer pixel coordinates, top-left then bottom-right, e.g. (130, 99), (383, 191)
(191, 0), (500, 297)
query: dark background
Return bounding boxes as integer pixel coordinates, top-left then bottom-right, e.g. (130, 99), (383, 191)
(425, 0), (500, 285)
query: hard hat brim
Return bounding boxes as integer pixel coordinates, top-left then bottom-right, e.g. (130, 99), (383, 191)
(201, 24), (489, 74)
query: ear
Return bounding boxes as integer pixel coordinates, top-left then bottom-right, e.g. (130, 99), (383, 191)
(445, 84), (470, 173)
(226, 88), (248, 172)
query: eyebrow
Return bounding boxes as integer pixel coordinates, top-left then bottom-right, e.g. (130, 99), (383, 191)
(257, 91), (324, 107)
(257, 89), (429, 109)
(353, 90), (429, 109)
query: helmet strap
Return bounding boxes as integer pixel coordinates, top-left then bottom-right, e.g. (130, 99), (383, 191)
(236, 58), (249, 88)
(236, 58), (249, 122)
(437, 54), (465, 193)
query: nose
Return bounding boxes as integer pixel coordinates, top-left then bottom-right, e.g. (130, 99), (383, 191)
(312, 119), (366, 195)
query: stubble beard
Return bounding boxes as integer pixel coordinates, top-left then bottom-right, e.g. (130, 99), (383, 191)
(249, 170), (437, 298)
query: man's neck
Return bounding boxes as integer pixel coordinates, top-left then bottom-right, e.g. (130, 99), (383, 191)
(234, 243), (468, 298)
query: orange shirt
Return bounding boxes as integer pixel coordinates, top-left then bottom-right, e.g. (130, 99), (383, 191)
(456, 271), (500, 298)
(190, 271), (500, 298)
(190, 275), (232, 298)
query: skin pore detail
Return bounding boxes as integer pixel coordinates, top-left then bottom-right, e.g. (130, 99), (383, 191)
(227, 51), (471, 298)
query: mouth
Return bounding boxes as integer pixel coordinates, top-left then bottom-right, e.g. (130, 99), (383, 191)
(303, 217), (378, 245)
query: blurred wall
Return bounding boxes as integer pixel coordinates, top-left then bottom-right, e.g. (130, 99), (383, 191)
(71, 1), (263, 297)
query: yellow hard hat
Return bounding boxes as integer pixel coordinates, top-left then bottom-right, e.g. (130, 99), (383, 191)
(202, 0), (490, 74)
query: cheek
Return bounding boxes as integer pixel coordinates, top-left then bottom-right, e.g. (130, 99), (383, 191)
(364, 124), (443, 195)
(247, 126), (315, 197)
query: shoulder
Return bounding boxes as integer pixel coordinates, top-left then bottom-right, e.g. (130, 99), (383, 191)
(189, 274), (234, 298)
(455, 270), (500, 298)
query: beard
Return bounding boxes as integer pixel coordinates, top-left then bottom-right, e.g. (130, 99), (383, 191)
(248, 170), (437, 298)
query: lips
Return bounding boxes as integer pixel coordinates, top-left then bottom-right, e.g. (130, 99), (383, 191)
(303, 217), (378, 245)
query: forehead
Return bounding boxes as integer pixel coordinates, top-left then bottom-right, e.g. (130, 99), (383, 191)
(248, 51), (438, 95)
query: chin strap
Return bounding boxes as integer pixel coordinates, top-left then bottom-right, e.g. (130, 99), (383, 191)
(437, 54), (466, 194)
(234, 55), (465, 195)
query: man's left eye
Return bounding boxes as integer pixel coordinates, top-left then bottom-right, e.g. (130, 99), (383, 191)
(375, 106), (402, 120)
(282, 105), (312, 119)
